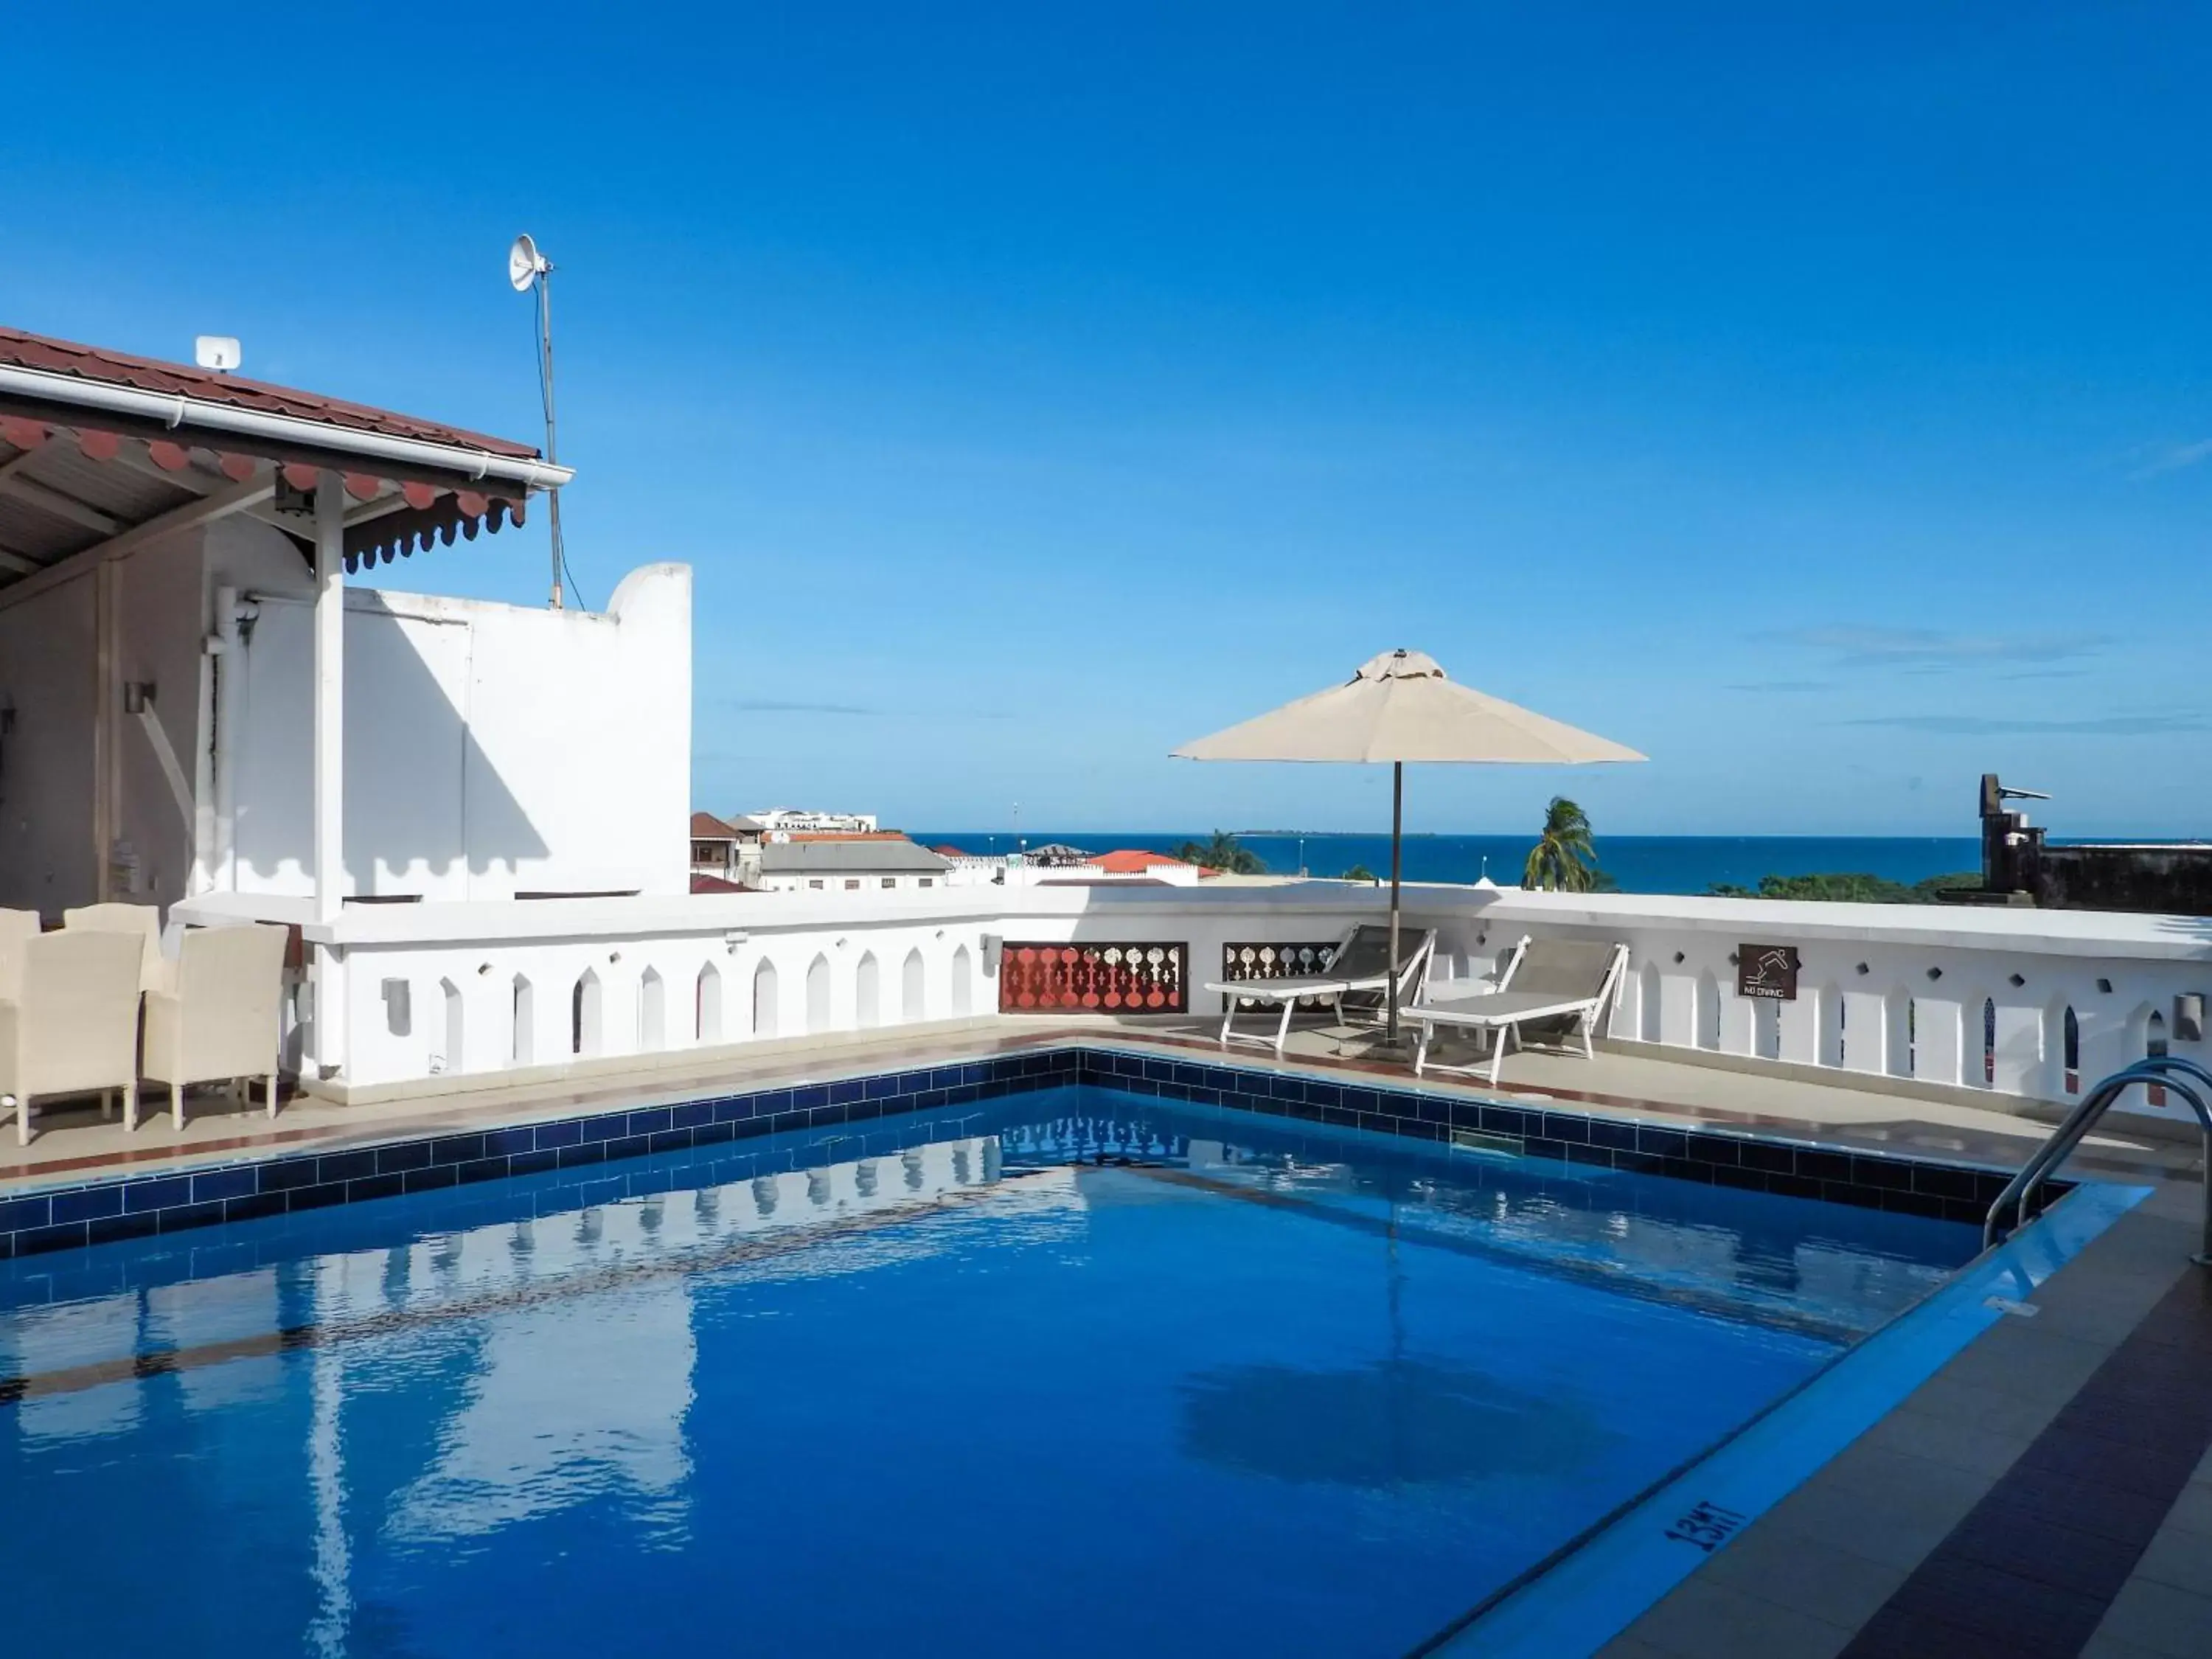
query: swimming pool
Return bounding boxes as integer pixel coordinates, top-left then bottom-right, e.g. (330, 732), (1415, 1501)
(0, 1065), (2069, 1656)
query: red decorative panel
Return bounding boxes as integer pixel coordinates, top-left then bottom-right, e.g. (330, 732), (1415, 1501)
(998, 942), (1187, 1014)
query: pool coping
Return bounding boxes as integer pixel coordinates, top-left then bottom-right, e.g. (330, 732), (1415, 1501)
(1416, 1177), (2154, 1658)
(0, 1042), (2056, 1261)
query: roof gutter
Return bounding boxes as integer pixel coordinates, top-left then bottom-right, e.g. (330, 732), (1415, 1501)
(0, 362), (574, 492)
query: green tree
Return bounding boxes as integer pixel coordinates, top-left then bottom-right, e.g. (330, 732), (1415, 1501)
(1522, 796), (1599, 892)
(1172, 830), (1268, 875)
(1341, 863), (1378, 883)
(1705, 870), (1985, 904)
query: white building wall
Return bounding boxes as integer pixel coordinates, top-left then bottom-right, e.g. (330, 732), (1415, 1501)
(229, 563), (691, 902)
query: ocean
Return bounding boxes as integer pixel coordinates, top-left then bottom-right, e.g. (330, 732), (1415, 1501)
(909, 832), (1985, 895)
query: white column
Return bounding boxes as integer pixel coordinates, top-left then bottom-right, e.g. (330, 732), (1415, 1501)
(313, 476), (345, 921)
(310, 476), (347, 1079)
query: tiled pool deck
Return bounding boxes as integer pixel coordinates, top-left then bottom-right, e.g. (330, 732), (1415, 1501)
(1, 1015), (2206, 1655)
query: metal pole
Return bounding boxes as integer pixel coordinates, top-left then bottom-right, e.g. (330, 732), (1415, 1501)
(538, 271), (565, 611)
(1387, 761), (1404, 1040)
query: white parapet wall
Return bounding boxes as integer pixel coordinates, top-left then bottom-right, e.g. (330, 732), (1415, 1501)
(174, 880), (2212, 1121)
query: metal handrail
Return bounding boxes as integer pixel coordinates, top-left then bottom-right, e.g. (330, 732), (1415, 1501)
(1983, 1054), (2212, 1267)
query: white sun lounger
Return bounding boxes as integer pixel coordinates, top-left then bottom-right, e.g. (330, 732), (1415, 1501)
(1207, 923), (1436, 1054)
(1409, 937), (1629, 1085)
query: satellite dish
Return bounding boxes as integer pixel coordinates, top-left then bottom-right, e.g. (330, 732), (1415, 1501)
(507, 233), (548, 292)
(194, 335), (241, 372)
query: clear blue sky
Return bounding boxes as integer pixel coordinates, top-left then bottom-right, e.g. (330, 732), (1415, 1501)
(9, 4), (2208, 838)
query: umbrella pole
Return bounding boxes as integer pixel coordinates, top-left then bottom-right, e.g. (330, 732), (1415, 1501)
(1387, 760), (1404, 1041)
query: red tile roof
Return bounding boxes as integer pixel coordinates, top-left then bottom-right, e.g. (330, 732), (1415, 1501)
(1090, 849), (1194, 874)
(690, 811), (739, 839)
(0, 324), (541, 459)
(689, 872), (751, 894)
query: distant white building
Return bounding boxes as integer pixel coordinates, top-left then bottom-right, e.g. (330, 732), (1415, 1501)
(733, 808), (877, 836)
(748, 837), (950, 894)
(936, 846), (1206, 888)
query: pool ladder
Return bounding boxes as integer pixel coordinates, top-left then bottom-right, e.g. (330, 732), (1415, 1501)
(1983, 1054), (2212, 1265)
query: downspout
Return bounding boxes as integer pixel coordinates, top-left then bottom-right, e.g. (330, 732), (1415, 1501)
(196, 585), (238, 893)
(212, 591), (253, 891)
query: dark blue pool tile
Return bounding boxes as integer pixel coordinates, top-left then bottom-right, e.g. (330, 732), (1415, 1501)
(790, 1085), (830, 1112)
(285, 1181), (348, 1211)
(602, 1134), (652, 1163)
(259, 1157), (321, 1192)
(375, 1140), (434, 1174)
(1911, 1163), (1984, 1200)
(1481, 1105), (1536, 1137)
(189, 1166), (258, 1204)
(313, 1150), (378, 1185)
(49, 1186), (121, 1224)
(1851, 1154), (1916, 1191)
(1585, 1119), (1642, 1154)
(625, 1107), (674, 1137)
(1521, 1135), (1572, 1163)
(508, 1147), (562, 1177)
(1659, 1156), (1716, 1184)
(404, 1164), (460, 1193)
(0, 1194), (52, 1232)
(693, 1120), (737, 1147)
(1882, 1189), (1949, 1220)
(647, 1130), (693, 1155)
(456, 1157), (510, 1186)
(1765, 1171), (1824, 1201)
(1635, 1125), (1691, 1158)
(670, 1099), (714, 1130)
(1683, 1134), (1742, 1166)
(219, 1191), (288, 1225)
(1708, 1163), (1770, 1193)
(534, 1117), (584, 1149)
(557, 1141), (609, 1169)
(1793, 1147), (1855, 1183)
(431, 1133), (490, 1164)
(124, 1176), (191, 1214)
(483, 1126), (538, 1158)
(19, 1220), (89, 1254)
(573, 1113), (626, 1144)
(156, 1200), (228, 1233)
(88, 1209), (161, 1245)
(1737, 1140), (1798, 1175)
(345, 1173), (406, 1203)
(1538, 1110), (1592, 1144)
(1563, 1141), (1615, 1168)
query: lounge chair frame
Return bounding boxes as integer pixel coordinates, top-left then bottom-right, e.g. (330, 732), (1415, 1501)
(1207, 924), (1436, 1054)
(1410, 937), (1629, 1085)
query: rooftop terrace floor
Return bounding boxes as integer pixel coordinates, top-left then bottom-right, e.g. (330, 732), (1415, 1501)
(3, 1015), (2206, 1657)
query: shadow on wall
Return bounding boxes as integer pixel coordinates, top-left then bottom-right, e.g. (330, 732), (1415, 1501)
(232, 591), (549, 897)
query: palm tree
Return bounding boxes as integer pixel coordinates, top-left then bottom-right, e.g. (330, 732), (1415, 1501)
(1523, 797), (1599, 892)
(1173, 830), (1267, 875)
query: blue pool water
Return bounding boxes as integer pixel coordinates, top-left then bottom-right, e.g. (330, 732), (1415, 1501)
(0, 1086), (1980, 1658)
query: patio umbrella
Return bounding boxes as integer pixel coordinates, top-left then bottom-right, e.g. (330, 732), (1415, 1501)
(1173, 648), (1645, 1040)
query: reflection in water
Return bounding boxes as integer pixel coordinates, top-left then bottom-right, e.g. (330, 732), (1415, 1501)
(0, 1095), (1975, 1659)
(1180, 1357), (1610, 1488)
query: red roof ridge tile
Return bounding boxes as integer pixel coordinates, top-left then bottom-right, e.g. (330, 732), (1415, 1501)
(0, 323), (540, 459)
